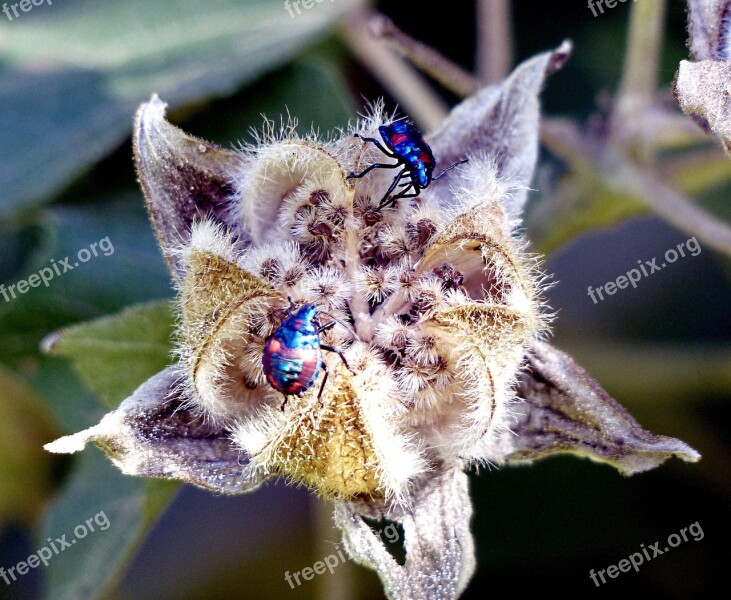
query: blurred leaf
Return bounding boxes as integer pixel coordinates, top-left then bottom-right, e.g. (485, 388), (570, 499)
(27, 358), (108, 434)
(186, 56), (358, 144)
(663, 148), (731, 196)
(0, 196), (171, 365)
(526, 143), (731, 254)
(41, 449), (178, 600)
(0, 365), (59, 526)
(526, 171), (646, 254)
(44, 301), (174, 409)
(531, 118), (650, 253)
(554, 337), (731, 404)
(0, 220), (44, 284)
(0, 0), (360, 216)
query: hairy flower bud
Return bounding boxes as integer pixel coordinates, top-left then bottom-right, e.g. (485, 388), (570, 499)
(45, 40), (699, 600)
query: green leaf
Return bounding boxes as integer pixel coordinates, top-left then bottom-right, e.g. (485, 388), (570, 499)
(526, 170), (647, 254)
(0, 220), (44, 285)
(0, 365), (59, 526)
(40, 449), (178, 600)
(0, 0), (359, 216)
(26, 358), (110, 435)
(186, 56), (358, 144)
(0, 197), (172, 366)
(526, 159), (731, 255)
(44, 301), (175, 409)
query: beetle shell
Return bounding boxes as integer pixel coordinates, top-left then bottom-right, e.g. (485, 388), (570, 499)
(262, 304), (323, 396)
(379, 121), (435, 188)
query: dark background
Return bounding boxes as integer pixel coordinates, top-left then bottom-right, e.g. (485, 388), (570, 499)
(1, 1), (729, 598)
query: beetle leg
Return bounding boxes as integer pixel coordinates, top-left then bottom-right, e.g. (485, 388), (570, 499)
(392, 189), (422, 200)
(280, 394), (289, 411)
(378, 186), (422, 210)
(321, 344), (355, 374)
(376, 169), (411, 210)
(432, 158), (468, 181)
(317, 362), (329, 405)
(347, 161), (400, 180)
(352, 133), (396, 157)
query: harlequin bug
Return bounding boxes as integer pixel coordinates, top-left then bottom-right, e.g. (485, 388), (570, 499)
(348, 120), (467, 211)
(262, 300), (352, 409)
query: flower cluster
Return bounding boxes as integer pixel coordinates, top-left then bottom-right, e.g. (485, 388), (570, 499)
(173, 108), (546, 507)
(46, 41), (698, 600)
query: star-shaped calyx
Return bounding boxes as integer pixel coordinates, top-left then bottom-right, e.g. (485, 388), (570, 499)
(45, 41), (698, 600)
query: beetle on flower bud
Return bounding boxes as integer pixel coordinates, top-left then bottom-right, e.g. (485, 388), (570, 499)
(262, 301), (352, 407)
(348, 120), (467, 210)
(44, 40), (699, 600)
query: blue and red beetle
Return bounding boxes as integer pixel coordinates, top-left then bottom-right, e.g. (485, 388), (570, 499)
(348, 120), (467, 211)
(262, 301), (352, 409)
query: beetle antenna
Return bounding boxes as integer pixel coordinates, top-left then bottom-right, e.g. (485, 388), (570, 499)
(432, 158), (469, 180)
(319, 310), (361, 342)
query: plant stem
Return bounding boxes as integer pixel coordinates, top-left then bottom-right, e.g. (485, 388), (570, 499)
(540, 119), (731, 257)
(613, 0), (667, 135)
(368, 13), (479, 97)
(556, 338), (731, 402)
(340, 8), (448, 130)
(476, 0), (513, 84)
(313, 495), (355, 600)
(616, 160), (731, 256)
